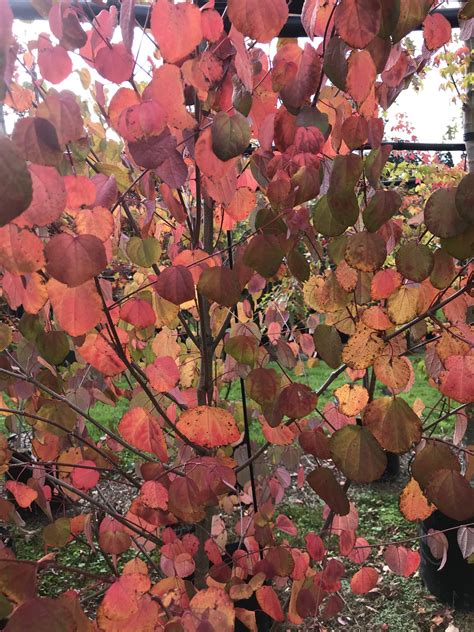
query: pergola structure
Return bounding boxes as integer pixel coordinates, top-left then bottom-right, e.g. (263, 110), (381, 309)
(7, 0), (468, 153)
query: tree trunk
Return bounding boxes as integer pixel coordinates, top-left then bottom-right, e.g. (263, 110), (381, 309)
(461, 9), (474, 444)
(463, 34), (474, 172)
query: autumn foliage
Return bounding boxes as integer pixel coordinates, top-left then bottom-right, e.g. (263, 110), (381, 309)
(0, 0), (473, 629)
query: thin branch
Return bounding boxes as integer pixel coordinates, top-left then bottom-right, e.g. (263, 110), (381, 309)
(94, 279), (207, 455)
(0, 367), (157, 464)
(0, 407), (139, 487)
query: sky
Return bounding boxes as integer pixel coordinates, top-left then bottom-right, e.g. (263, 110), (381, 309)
(8, 9), (466, 146)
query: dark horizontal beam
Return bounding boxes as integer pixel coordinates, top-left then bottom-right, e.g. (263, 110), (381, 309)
(377, 141), (465, 152)
(9, 0), (461, 35)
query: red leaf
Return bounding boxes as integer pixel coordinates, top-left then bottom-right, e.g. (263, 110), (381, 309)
(119, 408), (168, 461)
(350, 567), (379, 594)
(117, 100), (168, 142)
(12, 117), (62, 167)
(120, 0), (135, 52)
(64, 175), (96, 209)
(423, 13), (451, 50)
(45, 233), (107, 287)
(94, 42), (135, 84)
(140, 480), (169, 510)
(439, 355), (474, 404)
(228, 0), (288, 43)
(305, 533), (325, 562)
(348, 537), (371, 564)
(256, 586), (285, 621)
(154, 265), (195, 305)
(335, 0), (382, 49)
(151, 0), (203, 63)
(5, 481), (38, 508)
(145, 356), (180, 393)
(275, 514), (298, 536)
(37, 36), (72, 84)
(384, 545), (420, 577)
(322, 558), (345, 592)
(15, 165), (66, 227)
(120, 299), (156, 329)
(426, 529), (449, 570)
(71, 460), (100, 491)
(277, 382), (318, 419)
(339, 530), (356, 556)
(2, 597), (72, 631)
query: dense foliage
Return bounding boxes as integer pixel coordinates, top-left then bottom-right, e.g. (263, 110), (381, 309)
(0, 0), (473, 629)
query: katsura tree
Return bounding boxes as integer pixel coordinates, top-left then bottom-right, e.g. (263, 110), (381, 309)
(0, 0), (473, 629)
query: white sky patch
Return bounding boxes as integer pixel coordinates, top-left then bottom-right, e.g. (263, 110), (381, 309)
(9, 11), (465, 145)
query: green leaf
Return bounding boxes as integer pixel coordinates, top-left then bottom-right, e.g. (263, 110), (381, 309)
(211, 111), (251, 161)
(43, 517), (71, 548)
(0, 138), (33, 226)
(225, 335), (258, 366)
(127, 236), (162, 268)
(331, 425), (387, 483)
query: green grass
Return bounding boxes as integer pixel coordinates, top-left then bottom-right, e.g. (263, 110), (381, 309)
(227, 356), (453, 446)
(88, 396), (129, 442)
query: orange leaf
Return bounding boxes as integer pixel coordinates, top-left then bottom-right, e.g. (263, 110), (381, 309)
(118, 407), (168, 461)
(256, 586), (285, 621)
(0, 225), (45, 275)
(362, 306), (393, 331)
(335, 384), (369, 417)
(63, 175), (96, 208)
(350, 567), (379, 594)
(151, 0), (202, 64)
(78, 333), (126, 377)
(399, 478), (435, 522)
(47, 279), (103, 337)
(5, 481), (38, 508)
(260, 417), (296, 445)
(346, 50), (376, 105)
(371, 269), (402, 300)
(176, 406), (240, 448)
(190, 587), (235, 631)
(373, 355), (412, 394)
(73, 206), (114, 242)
